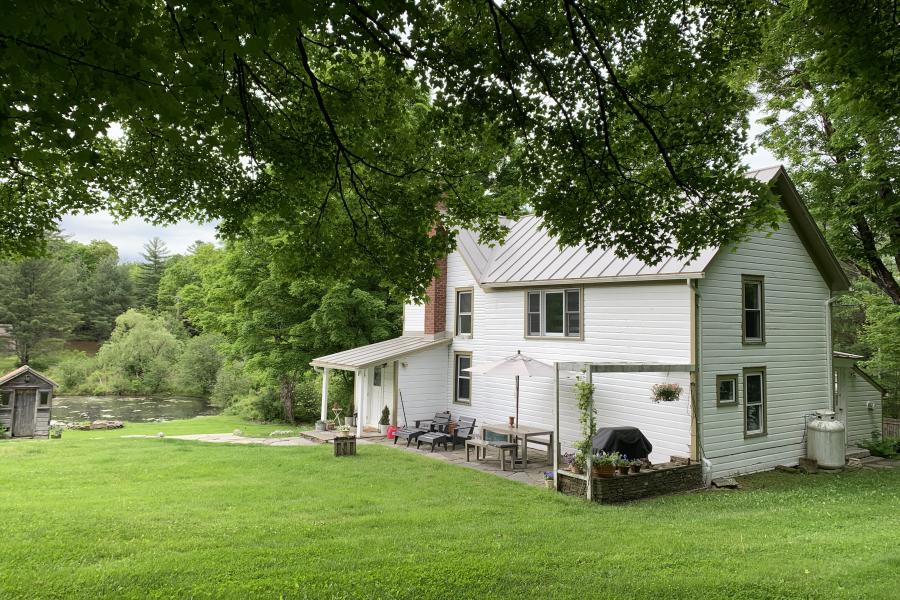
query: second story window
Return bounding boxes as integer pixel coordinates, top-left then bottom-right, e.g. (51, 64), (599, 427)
(526, 288), (582, 338)
(742, 276), (765, 343)
(456, 289), (473, 335)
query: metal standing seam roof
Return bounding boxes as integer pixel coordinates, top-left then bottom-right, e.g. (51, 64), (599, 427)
(310, 336), (451, 370)
(455, 165), (849, 291)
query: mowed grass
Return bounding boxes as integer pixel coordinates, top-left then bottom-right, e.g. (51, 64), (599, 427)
(1, 419), (898, 599)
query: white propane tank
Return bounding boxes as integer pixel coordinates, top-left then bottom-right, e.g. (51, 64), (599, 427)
(807, 410), (846, 469)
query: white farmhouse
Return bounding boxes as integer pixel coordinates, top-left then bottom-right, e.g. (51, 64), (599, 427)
(312, 166), (885, 478)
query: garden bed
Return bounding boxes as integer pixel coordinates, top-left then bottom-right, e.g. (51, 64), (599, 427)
(557, 462), (704, 503)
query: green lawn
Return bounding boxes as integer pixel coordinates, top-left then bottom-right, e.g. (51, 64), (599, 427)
(1, 418), (897, 599)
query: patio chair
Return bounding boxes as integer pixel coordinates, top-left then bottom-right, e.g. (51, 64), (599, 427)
(448, 416), (476, 451)
(393, 411), (450, 446)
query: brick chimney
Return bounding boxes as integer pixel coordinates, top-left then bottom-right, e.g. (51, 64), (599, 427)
(423, 255), (448, 338)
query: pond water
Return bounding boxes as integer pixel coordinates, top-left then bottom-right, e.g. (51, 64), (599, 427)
(52, 395), (219, 423)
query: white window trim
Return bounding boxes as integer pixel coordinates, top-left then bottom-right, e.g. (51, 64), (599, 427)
(455, 288), (473, 336)
(454, 353), (472, 405)
(743, 368), (767, 437)
(525, 288), (583, 339)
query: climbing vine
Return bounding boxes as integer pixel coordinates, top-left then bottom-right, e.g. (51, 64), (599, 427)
(575, 369), (596, 439)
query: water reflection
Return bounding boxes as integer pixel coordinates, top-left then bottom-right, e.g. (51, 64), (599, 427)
(52, 395), (219, 423)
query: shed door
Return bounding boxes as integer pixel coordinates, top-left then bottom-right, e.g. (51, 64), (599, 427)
(12, 389), (36, 437)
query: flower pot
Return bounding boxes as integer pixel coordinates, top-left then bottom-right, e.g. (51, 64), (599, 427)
(378, 424), (389, 435)
(617, 465), (630, 475)
(629, 464), (642, 473)
(544, 479), (555, 489)
(569, 463), (584, 475)
(592, 464), (615, 478)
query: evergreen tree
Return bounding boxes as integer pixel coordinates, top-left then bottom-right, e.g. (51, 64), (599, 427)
(135, 238), (170, 309)
(0, 257), (79, 365)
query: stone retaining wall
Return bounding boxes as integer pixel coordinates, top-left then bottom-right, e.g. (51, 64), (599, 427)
(557, 463), (704, 504)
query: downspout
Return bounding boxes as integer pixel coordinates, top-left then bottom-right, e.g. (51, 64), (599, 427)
(825, 294), (839, 411)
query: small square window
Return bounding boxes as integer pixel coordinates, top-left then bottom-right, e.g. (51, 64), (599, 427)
(0, 390), (10, 407)
(373, 367), (382, 387)
(39, 390), (50, 406)
(716, 375), (737, 406)
(455, 354), (472, 405)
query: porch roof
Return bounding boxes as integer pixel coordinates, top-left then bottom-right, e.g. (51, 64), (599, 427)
(310, 335), (450, 371)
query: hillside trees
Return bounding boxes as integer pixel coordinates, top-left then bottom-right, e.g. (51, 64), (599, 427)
(173, 225), (400, 422)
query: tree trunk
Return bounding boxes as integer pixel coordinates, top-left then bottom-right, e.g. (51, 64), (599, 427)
(852, 216), (900, 305)
(279, 375), (295, 424)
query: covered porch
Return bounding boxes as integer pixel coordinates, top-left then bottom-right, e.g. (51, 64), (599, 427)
(310, 336), (451, 438)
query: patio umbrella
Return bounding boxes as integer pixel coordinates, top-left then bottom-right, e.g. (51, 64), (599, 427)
(464, 350), (555, 426)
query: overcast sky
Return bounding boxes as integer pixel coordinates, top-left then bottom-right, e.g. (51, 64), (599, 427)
(57, 114), (780, 263)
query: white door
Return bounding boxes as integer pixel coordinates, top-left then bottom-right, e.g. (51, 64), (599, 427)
(368, 365), (387, 427)
(834, 368), (849, 441)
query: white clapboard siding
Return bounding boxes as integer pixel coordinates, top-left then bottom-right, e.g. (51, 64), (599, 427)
(443, 252), (693, 463)
(402, 303), (425, 334)
(698, 221), (831, 478)
(396, 344), (449, 426)
(843, 369), (883, 445)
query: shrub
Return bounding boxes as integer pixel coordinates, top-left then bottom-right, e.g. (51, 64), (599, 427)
(211, 360), (254, 408)
(858, 432), (900, 458)
(174, 333), (224, 396)
(226, 387), (283, 422)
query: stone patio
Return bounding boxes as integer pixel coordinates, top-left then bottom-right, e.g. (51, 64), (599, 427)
(371, 436), (553, 487)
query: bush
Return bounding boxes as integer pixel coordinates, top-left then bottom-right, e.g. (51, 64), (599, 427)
(97, 310), (180, 394)
(226, 387), (283, 422)
(210, 360), (254, 408)
(174, 333), (223, 396)
(293, 372), (323, 423)
(46, 351), (98, 393)
(858, 432), (900, 458)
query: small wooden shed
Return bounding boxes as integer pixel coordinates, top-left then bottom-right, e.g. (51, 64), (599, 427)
(0, 366), (57, 438)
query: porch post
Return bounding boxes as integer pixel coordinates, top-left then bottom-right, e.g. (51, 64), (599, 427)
(320, 367), (330, 422)
(586, 366), (594, 502)
(355, 368), (365, 438)
(553, 362), (559, 489)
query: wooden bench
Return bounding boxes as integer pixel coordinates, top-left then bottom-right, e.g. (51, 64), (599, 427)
(465, 438), (490, 461)
(466, 439), (520, 471)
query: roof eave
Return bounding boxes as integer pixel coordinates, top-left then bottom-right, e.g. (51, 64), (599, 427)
(481, 272), (704, 289)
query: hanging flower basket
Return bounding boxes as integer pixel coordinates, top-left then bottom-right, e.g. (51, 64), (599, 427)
(651, 383), (683, 403)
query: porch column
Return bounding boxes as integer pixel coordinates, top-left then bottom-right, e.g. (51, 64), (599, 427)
(553, 362), (559, 489)
(586, 367), (594, 502)
(355, 368), (365, 438)
(320, 367), (330, 422)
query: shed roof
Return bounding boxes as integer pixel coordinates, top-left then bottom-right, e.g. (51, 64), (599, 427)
(0, 365), (58, 388)
(310, 336), (450, 370)
(456, 166), (850, 291)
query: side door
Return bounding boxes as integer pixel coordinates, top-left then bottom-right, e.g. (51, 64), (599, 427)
(12, 389), (36, 437)
(833, 368), (849, 441)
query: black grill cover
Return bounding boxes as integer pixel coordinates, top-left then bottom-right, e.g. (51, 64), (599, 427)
(591, 426), (652, 459)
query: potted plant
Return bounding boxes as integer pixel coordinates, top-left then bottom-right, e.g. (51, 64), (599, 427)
(563, 452), (583, 474)
(542, 471), (555, 489)
(629, 459), (644, 473)
(616, 455), (631, 475)
(378, 406), (390, 435)
(592, 451), (619, 478)
(335, 424), (352, 438)
(651, 382), (683, 403)
(49, 425), (64, 439)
